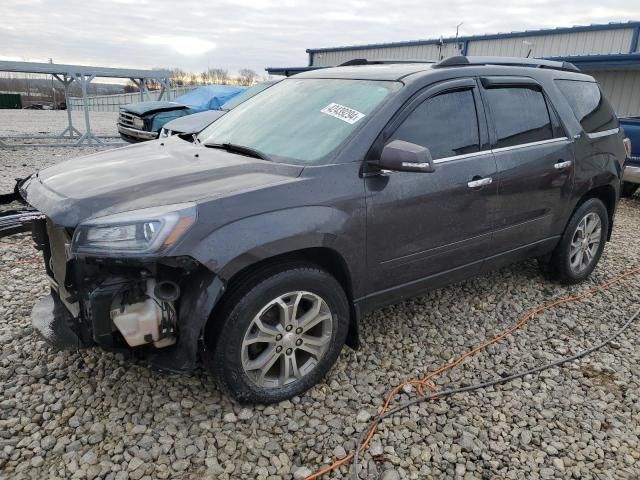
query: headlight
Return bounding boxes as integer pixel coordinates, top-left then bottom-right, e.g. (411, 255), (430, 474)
(132, 116), (145, 129)
(71, 203), (197, 256)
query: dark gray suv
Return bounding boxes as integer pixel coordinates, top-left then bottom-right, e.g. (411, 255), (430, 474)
(2, 56), (626, 403)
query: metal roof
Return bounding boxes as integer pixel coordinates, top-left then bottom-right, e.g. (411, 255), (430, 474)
(0, 60), (171, 79)
(306, 21), (640, 54)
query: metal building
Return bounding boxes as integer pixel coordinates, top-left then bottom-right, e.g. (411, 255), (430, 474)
(268, 21), (640, 116)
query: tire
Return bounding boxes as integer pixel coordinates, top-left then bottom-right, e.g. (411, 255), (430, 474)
(620, 182), (639, 198)
(203, 264), (350, 403)
(542, 198), (609, 285)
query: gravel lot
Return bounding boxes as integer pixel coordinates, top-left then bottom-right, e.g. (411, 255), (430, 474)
(1, 111), (639, 480)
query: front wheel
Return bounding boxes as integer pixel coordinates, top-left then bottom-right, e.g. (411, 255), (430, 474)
(204, 265), (350, 403)
(541, 198), (609, 284)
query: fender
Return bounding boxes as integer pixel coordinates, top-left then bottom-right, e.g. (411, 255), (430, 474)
(569, 151), (621, 240)
(189, 205), (364, 290)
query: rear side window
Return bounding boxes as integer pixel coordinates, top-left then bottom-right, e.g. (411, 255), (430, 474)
(484, 87), (554, 148)
(389, 89), (480, 159)
(555, 80), (617, 134)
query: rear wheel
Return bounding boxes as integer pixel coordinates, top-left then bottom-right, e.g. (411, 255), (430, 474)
(621, 182), (638, 198)
(541, 198), (608, 284)
(204, 265), (349, 403)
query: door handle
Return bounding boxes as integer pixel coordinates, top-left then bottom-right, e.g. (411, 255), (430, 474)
(554, 160), (573, 170)
(467, 177), (493, 188)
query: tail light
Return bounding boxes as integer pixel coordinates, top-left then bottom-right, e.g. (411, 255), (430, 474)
(623, 138), (632, 159)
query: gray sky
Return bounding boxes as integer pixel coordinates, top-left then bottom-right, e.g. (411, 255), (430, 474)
(2, 0), (639, 76)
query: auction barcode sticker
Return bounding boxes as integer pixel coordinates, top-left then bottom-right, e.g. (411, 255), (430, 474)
(320, 103), (365, 124)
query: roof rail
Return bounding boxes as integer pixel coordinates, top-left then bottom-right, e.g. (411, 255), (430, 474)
(339, 58), (435, 66)
(434, 55), (580, 72)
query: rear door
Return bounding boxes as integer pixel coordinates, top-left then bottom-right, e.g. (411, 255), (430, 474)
(364, 78), (498, 303)
(481, 77), (574, 252)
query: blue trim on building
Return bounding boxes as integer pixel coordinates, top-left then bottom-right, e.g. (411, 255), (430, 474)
(630, 26), (640, 53)
(306, 21), (640, 54)
(267, 54), (640, 76)
(546, 53), (640, 70)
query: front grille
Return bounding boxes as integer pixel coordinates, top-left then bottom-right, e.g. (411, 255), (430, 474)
(118, 111), (142, 129)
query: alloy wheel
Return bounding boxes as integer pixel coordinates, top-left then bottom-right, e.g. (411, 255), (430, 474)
(241, 291), (333, 389)
(569, 212), (602, 274)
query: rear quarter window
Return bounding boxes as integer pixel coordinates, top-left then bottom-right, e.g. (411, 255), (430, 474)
(555, 80), (618, 134)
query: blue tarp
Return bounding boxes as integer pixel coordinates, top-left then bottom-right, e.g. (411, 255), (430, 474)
(174, 85), (247, 111)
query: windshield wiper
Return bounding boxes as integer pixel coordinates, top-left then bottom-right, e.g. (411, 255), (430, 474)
(204, 142), (272, 161)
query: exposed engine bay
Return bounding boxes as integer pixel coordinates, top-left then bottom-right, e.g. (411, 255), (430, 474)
(27, 216), (218, 371)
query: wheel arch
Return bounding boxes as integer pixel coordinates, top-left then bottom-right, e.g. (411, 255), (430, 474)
(575, 183), (617, 240)
(210, 247), (360, 349)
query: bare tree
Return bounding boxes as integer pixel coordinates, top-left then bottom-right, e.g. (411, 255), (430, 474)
(166, 68), (187, 86)
(238, 69), (258, 86)
(200, 71), (210, 84)
(208, 68), (229, 85)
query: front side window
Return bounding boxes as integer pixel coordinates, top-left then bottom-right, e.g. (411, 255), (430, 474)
(198, 78), (400, 165)
(555, 79), (618, 134)
(485, 86), (554, 149)
(389, 89), (480, 160)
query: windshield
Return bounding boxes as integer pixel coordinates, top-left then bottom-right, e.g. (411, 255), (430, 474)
(198, 78), (400, 164)
(220, 81), (277, 110)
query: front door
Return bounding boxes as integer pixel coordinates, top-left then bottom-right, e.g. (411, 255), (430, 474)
(364, 78), (498, 306)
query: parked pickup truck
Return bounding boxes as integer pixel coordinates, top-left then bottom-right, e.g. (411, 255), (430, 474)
(620, 117), (640, 197)
(118, 85), (246, 143)
(159, 81), (278, 141)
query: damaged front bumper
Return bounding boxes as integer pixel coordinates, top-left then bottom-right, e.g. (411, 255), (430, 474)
(31, 291), (85, 350)
(0, 208), (46, 236)
(0, 179), (45, 236)
(2, 191), (224, 373)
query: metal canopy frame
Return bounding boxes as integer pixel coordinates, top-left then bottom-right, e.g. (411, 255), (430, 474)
(0, 61), (171, 147)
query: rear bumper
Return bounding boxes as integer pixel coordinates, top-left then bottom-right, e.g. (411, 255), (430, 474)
(117, 125), (158, 143)
(623, 165), (640, 184)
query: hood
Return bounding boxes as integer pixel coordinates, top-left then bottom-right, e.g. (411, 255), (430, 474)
(22, 136), (303, 227)
(123, 101), (187, 116)
(163, 110), (227, 134)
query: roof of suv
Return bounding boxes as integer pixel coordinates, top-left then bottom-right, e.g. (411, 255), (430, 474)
(296, 63), (434, 81)
(295, 56), (592, 82)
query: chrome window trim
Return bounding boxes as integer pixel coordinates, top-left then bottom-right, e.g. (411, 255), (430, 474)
(491, 137), (569, 155)
(433, 149), (493, 164)
(423, 137), (571, 166)
(586, 128), (620, 139)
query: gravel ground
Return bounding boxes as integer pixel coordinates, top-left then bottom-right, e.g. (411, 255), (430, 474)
(1, 112), (640, 479)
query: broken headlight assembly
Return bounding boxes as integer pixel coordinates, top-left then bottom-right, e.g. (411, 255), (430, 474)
(71, 203), (197, 257)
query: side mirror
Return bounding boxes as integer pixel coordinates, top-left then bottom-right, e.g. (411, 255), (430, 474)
(378, 140), (435, 173)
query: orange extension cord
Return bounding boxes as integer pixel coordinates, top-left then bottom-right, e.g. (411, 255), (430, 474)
(2, 239), (639, 478)
(305, 266), (640, 479)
